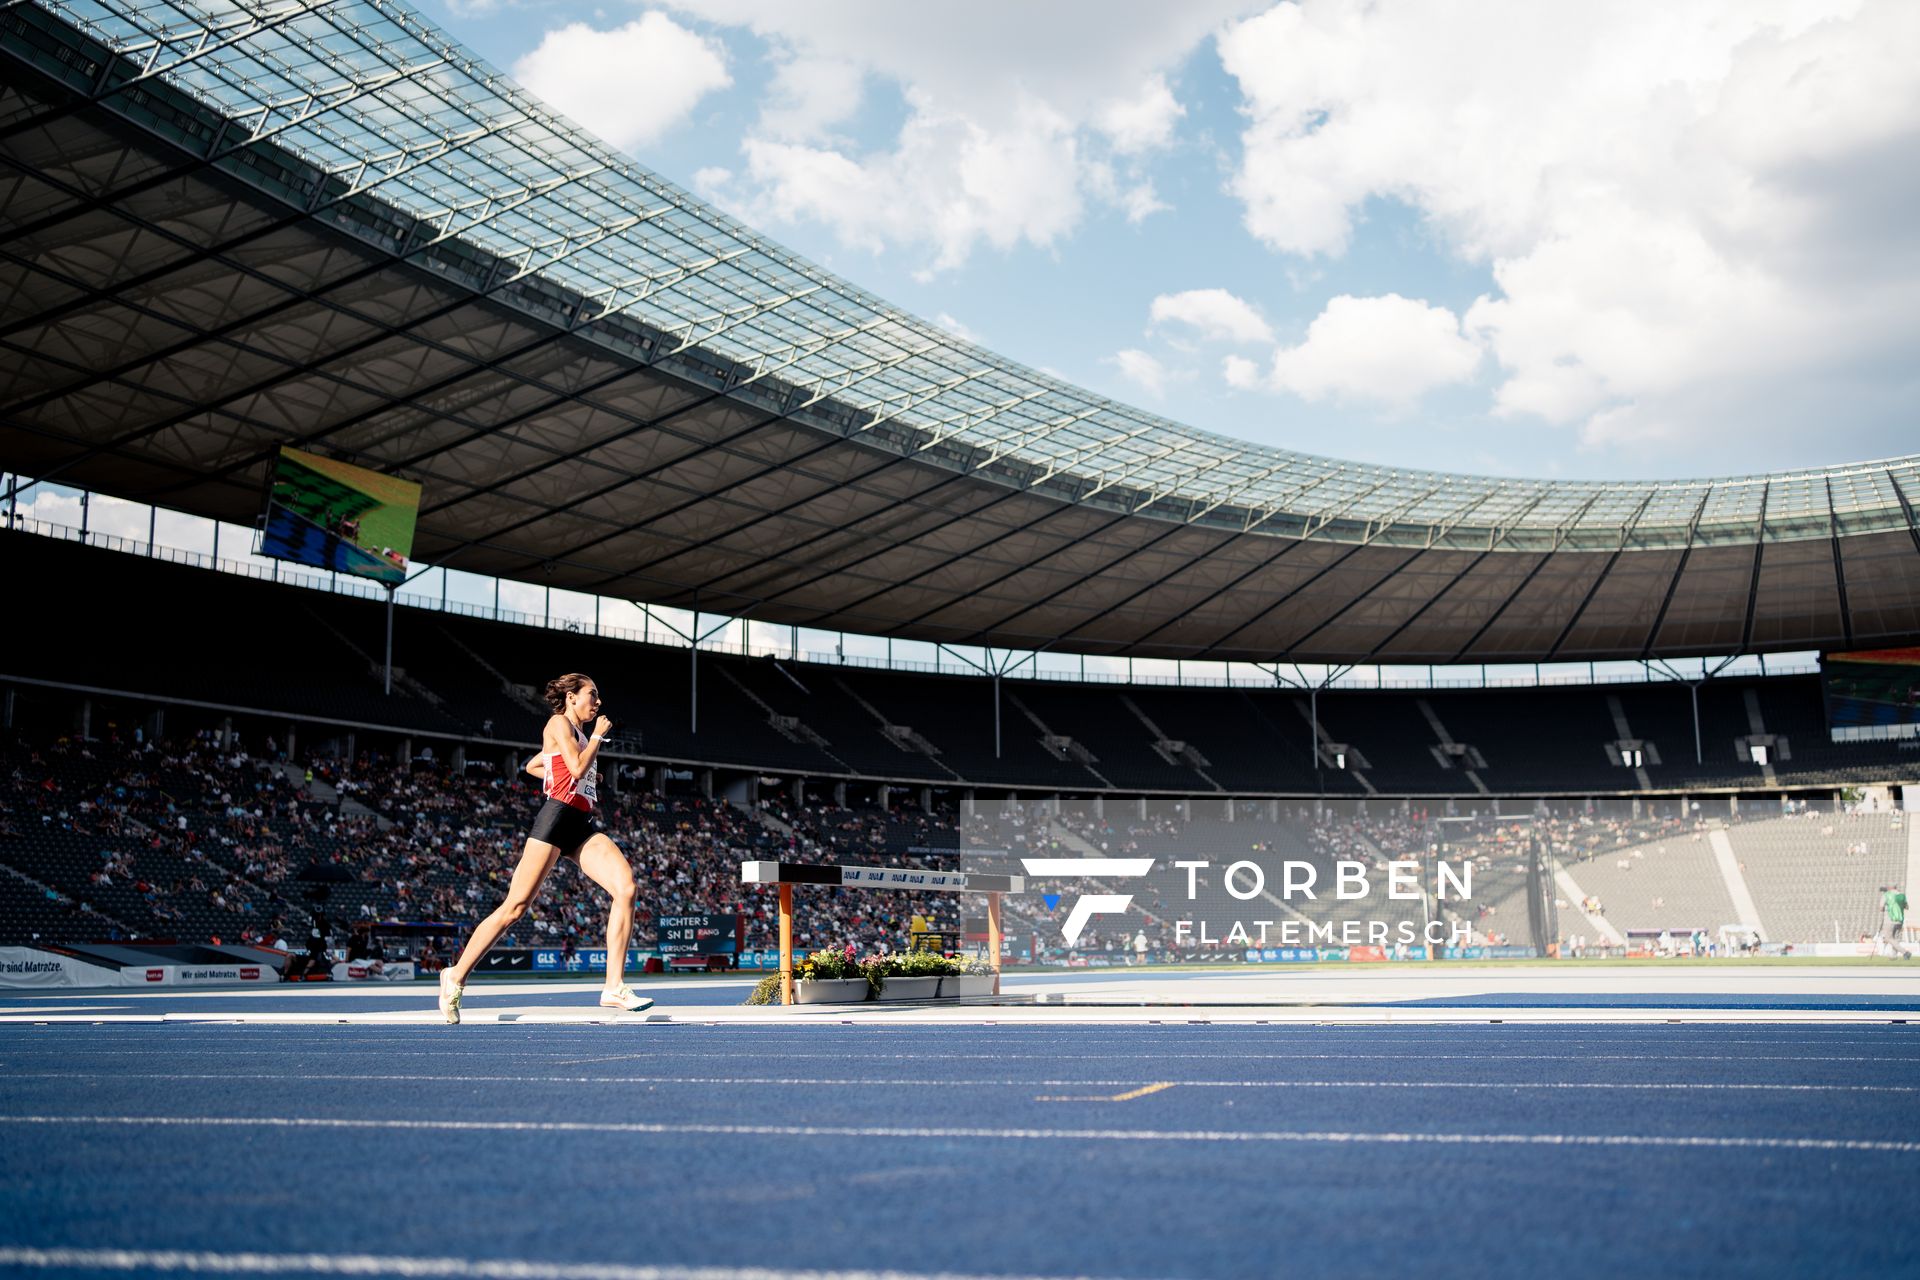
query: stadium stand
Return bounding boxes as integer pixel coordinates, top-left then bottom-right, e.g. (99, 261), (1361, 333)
(2, 526), (1916, 964)
(6, 528), (1917, 800)
(0, 721), (981, 957)
(1123, 688), (1331, 794)
(1, 715), (1909, 958)
(1544, 824), (1741, 940)
(1728, 812), (1909, 945)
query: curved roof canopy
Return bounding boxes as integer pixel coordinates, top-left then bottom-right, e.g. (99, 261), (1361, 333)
(2, 0), (1918, 662)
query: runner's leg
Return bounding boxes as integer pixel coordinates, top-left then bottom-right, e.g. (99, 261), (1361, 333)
(577, 833), (637, 990)
(448, 839), (560, 985)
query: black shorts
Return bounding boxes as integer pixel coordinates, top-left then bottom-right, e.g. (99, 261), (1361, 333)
(528, 798), (600, 859)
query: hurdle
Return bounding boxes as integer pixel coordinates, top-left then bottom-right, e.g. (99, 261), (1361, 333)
(740, 861), (1026, 1005)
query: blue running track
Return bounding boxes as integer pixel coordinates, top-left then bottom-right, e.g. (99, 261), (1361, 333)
(0, 1022), (1917, 1279)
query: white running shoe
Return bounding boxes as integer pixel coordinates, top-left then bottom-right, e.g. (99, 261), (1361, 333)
(599, 984), (653, 1013)
(438, 971), (464, 1024)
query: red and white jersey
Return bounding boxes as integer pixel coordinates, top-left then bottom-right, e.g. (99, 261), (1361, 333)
(543, 720), (598, 812)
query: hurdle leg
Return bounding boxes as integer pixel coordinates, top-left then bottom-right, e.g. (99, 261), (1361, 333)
(778, 883), (794, 1006)
(987, 890), (1002, 996)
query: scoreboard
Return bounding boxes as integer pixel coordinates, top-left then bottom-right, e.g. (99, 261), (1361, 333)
(656, 913), (743, 959)
(1824, 647), (1920, 732)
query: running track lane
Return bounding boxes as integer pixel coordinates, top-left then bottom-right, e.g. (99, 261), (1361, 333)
(0, 1023), (1917, 1279)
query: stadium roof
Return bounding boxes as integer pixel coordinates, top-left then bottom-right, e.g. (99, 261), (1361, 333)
(3, 0), (1919, 663)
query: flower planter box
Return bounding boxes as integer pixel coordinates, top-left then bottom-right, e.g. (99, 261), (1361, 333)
(793, 977), (870, 1004)
(784, 968), (995, 1004)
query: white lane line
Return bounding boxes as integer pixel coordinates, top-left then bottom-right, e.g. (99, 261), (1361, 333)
(6, 1072), (1915, 1094)
(3, 1020), (1904, 1028)
(0, 1246), (1083, 1280)
(224, 1024), (1920, 1030)
(3, 1025), (1911, 1039)
(10, 1032), (1917, 1046)
(2, 1113), (1915, 1154)
(32, 990), (732, 999)
(1, 1050), (1914, 1066)
(3, 1039), (1913, 1059)
(3, 1020), (1910, 1032)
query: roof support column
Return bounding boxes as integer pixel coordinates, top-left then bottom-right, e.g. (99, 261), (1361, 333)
(1668, 655), (1738, 766)
(647, 602), (733, 735)
(939, 645), (1035, 758)
(1310, 685), (1319, 795)
(1827, 478), (1854, 648)
(384, 586), (398, 697)
(1304, 665), (1353, 796)
(1691, 681), (1701, 766)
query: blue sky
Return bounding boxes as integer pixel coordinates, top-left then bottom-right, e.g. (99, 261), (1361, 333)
(420, 0), (1920, 484)
(27, 1), (1906, 686)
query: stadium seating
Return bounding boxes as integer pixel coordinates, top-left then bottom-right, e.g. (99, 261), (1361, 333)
(1727, 813), (1908, 944)
(1550, 827), (1740, 938)
(1, 717), (1910, 956)
(6, 529), (1918, 797)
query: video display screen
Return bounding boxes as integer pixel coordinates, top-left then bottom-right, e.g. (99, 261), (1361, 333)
(656, 913), (742, 957)
(259, 446), (421, 585)
(1823, 647), (1920, 730)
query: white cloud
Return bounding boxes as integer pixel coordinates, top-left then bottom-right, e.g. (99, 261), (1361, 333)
(12, 488), (149, 538)
(759, 53), (867, 142)
(1254, 294), (1481, 407)
(1150, 288), (1274, 344)
(1119, 180), (1169, 225)
(11, 488), (83, 527)
(1097, 74), (1186, 155)
(741, 97), (1084, 271)
(1221, 353), (1262, 389)
(444, 0), (508, 17)
(661, 1), (1258, 269)
(1579, 402), (1671, 454)
(1217, 0), (1920, 457)
(1108, 348), (1169, 397)
(514, 14), (731, 154)
(933, 312), (981, 343)
(665, 1), (1246, 123)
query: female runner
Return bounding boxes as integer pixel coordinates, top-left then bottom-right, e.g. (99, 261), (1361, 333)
(437, 672), (651, 1022)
